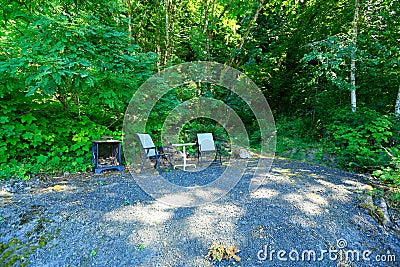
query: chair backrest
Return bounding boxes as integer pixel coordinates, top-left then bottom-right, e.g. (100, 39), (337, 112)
(197, 133), (216, 152)
(137, 133), (156, 157)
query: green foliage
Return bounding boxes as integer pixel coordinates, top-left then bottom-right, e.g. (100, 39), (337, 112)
(374, 167), (400, 188)
(1, 9), (157, 111)
(1, 223), (56, 266)
(0, 94), (120, 180)
(0, 0), (158, 180)
(180, 119), (228, 143)
(275, 116), (323, 161)
(276, 116), (315, 142)
(90, 249), (97, 257)
(302, 35), (355, 91)
(1, 238), (31, 267)
(373, 147), (400, 188)
(323, 107), (394, 171)
(145, 83), (261, 149)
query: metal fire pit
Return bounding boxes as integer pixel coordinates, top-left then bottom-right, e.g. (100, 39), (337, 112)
(91, 140), (124, 174)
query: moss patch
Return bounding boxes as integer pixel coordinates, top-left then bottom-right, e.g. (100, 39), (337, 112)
(1, 217), (57, 266)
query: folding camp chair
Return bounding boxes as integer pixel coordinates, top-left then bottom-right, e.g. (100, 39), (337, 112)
(197, 133), (222, 165)
(136, 133), (173, 174)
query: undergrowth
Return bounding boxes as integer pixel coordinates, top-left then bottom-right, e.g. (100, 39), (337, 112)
(0, 110), (120, 180)
(276, 109), (400, 203)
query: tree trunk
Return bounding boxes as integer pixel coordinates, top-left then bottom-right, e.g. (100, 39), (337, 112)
(203, 0), (210, 59)
(350, 0), (359, 112)
(395, 84), (400, 118)
(229, 0), (265, 65)
(350, 57), (356, 112)
(126, 0), (132, 44)
(203, 0), (216, 60)
(164, 0), (170, 65)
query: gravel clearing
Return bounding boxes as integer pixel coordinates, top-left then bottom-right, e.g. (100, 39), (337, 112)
(1, 158), (399, 267)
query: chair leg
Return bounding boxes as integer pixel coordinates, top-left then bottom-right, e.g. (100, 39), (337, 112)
(198, 150), (221, 165)
(155, 155), (162, 174)
(216, 144), (222, 165)
(140, 156), (147, 173)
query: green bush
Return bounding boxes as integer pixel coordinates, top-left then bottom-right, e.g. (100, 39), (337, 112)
(0, 109), (119, 180)
(276, 116), (314, 141)
(323, 107), (394, 172)
(275, 116), (322, 160)
(373, 147), (400, 187)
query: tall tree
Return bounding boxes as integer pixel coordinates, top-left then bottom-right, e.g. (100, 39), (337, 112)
(228, 0), (265, 65)
(350, 0), (359, 112)
(0, 0), (157, 117)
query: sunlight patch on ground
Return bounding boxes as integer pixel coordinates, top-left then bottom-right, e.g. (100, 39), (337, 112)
(342, 179), (366, 190)
(296, 168), (312, 173)
(315, 179), (352, 202)
(37, 184), (78, 194)
(101, 202), (175, 249)
(308, 173), (324, 179)
(283, 193), (325, 215)
(126, 226), (168, 248)
(305, 193), (329, 206)
(104, 201), (173, 224)
(272, 167), (297, 177)
(0, 189), (12, 197)
(306, 184), (327, 193)
(250, 188), (280, 199)
(185, 203), (245, 245)
(0, 189), (13, 205)
(289, 214), (318, 227)
(261, 173), (296, 185)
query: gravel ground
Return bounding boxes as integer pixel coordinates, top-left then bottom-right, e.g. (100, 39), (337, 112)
(1, 158), (399, 267)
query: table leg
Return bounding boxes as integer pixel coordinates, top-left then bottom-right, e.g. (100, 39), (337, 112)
(182, 145), (187, 171)
(172, 144), (196, 171)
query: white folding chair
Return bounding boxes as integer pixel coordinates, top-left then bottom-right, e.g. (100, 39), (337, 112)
(197, 133), (222, 165)
(137, 133), (172, 174)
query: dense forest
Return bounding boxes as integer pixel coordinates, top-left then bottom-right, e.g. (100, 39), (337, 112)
(0, 0), (399, 198)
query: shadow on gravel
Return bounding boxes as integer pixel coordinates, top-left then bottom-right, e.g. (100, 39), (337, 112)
(1, 159), (399, 266)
